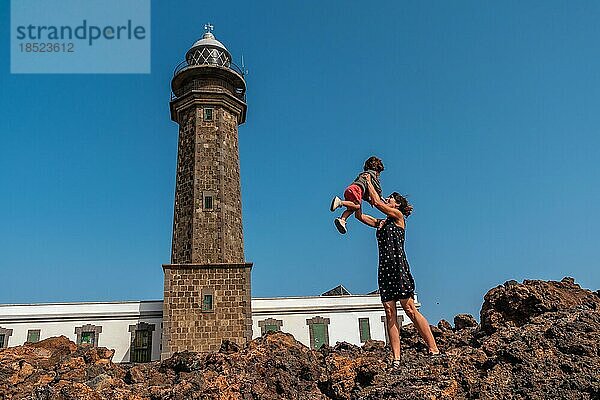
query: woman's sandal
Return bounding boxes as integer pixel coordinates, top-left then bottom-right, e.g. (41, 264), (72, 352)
(387, 359), (401, 371)
(428, 351), (445, 359)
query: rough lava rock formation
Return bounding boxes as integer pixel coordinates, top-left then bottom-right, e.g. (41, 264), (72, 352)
(0, 277), (598, 399)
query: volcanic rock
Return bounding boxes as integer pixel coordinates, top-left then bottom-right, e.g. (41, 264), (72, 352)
(0, 278), (598, 399)
(480, 276), (598, 334)
(453, 314), (477, 330)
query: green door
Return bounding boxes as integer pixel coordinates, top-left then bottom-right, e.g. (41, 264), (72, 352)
(131, 330), (152, 363)
(312, 323), (326, 349)
(359, 318), (371, 342)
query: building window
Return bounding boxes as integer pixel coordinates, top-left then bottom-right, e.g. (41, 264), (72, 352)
(0, 327), (13, 348)
(201, 288), (214, 312)
(81, 332), (95, 345)
(75, 324), (102, 347)
(129, 322), (155, 363)
(204, 108), (213, 121)
(359, 318), (371, 342)
(27, 329), (41, 343)
(258, 318), (283, 335)
(306, 316), (330, 350)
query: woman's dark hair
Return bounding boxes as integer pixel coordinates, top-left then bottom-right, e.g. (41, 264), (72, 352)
(391, 192), (412, 217)
(363, 156), (384, 172)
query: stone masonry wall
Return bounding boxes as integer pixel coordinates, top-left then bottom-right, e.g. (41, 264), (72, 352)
(171, 102), (244, 265)
(217, 107), (244, 262)
(161, 263), (252, 358)
(171, 108), (196, 264)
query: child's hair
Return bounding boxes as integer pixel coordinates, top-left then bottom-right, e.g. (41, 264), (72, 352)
(363, 156), (384, 172)
(390, 192), (412, 217)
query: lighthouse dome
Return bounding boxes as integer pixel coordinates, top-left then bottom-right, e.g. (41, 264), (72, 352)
(185, 31), (232, 68)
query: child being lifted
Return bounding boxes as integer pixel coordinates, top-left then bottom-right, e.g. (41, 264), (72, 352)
(330, 156), (384, 234)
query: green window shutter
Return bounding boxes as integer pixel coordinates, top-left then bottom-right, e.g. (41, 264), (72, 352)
(202, 294), (213, 311)
(27, 330), (40, 343)
(81, 332), (94, 345)
(265, 324), (279, 333)
(0, 334), (4, 348)
(359, 318), (371, 342)
(312, 323), (326, 349)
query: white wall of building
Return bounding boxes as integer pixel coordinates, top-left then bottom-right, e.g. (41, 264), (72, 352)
(0, 294), (419, 362)
(251, 294), (417, 347)
(0, 301), (163, 362)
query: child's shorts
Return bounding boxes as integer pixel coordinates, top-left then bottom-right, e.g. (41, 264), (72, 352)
(344, 184), (363, 204)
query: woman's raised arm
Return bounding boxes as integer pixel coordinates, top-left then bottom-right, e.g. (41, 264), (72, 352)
(365, 175), (403, 220)
(355, 208), (380, 228)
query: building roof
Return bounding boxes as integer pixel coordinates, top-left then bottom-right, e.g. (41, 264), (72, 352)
(321, 285), (352, 296)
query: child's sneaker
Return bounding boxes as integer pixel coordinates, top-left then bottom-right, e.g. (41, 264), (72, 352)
(334, 218), (347, 234)
(330, 196), (343, 212)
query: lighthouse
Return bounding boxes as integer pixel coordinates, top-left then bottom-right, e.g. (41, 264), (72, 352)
(161, 25), (252, 358)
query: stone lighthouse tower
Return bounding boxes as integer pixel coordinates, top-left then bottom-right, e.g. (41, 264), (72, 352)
(161, 25), (252, 359)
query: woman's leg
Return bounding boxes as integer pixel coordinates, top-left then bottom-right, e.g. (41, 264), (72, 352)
(383, 300), (401, 360)
(399, 297), (439, 354)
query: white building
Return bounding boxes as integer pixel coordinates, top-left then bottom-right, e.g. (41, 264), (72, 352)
(0, 285), (417, 362)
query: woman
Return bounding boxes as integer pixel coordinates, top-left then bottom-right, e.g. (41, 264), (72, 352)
(357, 175), (440, 368)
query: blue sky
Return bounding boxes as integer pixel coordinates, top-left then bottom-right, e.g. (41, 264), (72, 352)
(1, 1), (598, 325)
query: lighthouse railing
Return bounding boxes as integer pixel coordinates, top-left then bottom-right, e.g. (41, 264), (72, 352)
(172, 59), (245, 78)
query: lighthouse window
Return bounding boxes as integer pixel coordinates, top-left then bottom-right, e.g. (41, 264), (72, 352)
(204, 108), (213, 121)
(204, 195), (213, 210)
(202, 294), (213, 311)
(201, 288), (214, 312)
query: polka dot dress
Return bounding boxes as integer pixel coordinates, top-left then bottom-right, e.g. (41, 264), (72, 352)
(376, 218), (415, 302)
